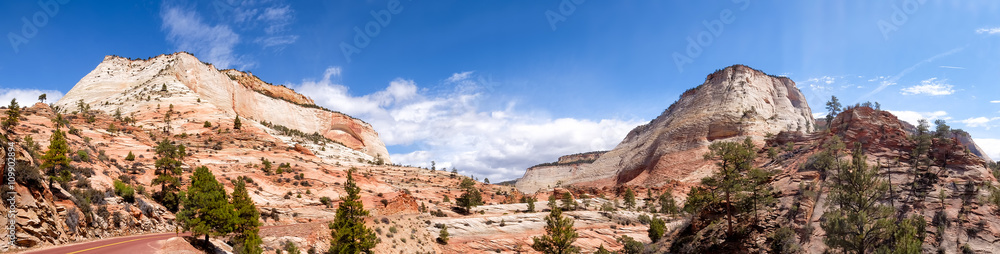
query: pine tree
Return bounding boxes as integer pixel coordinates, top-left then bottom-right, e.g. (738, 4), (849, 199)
(702, 137), (756, 235)
(623, 188), (636, 210)
(821, 143), (895, 254)
(531, 208), (579, 254)
(524, 196), (536, 212)
(40, 128), (70, 183)
(179, 166), (234, 247)
(153, 139), (182, 212)
(232, 178), (262, 254)
(658, 190), (679, 214)
(125, 151), (135, 161)
(234, 115), (242, 130)
(825, 95), (842, 127)
(456, 178), (483, 214)
(329, 168), (377, 253)
(38, 93), (46, 103)
(484, 178), (490, 184)
(561, 192), (575, 211)
(2, 99), (21, 130)
(744, 167), (777, 226)
(437, 225), (449, 244)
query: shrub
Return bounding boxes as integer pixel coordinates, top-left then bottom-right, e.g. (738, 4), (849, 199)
(113, 180), (135, 203)
(203, 121), (212, 128)
(77, 150), (90, 162)
(125, 151), (136, 161)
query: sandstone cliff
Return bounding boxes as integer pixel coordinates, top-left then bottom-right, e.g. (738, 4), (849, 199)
(53, 52), (389, 163)
(517, 65), (814, 193)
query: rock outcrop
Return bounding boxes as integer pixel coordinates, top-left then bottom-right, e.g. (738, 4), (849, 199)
(517, 65), (814, 193)
(53, 52), (389, 163)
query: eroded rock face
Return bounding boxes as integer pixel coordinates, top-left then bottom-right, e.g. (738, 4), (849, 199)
(54, 52), (390, 163)
(517, 65), (814, 193)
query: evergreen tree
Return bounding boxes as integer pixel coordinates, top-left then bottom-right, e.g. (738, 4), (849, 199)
(531, 208), (579, 254)
(825, 95), (842, 126)
(329, 168), (377, 253)
(821, 143), (896, 254)
(702, 137), (757, 235)
(234, 115), (242, 130)
(40, 128), (70, 183)
(2, 99), (20, 130)
(524, 196), (536, 212)
(232, 178), (262, 254)
(38, 93), (46, 103)
(934, 119), (950, 139)
(456, 178), (483, 214)
(594, 245), (612, 254)
(125, 151), (135, 161)
(548, 193), (558, 211)
(744, 167), (777, 226)
(658, 190), (679, 214)
(179, 166), (234, 246)
(484, 178), (490, 184)
(560, 192), (575, 211)
(437, 225), (449, 244)
(153, 139), (182, 212)
(648, 217), (666, 242)
(623, 188), (636, 210)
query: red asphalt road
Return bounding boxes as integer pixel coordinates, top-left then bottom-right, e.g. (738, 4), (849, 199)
(20, 231), (189, 254)
(17, 224), (308, 254)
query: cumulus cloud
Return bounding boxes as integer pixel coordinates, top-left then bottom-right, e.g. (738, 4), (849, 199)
(161, 6), (249, 69)
(959, 117), (1000, 129)
(900, 78), (954, 96)
(0, 88), (63, 106)
(976, 27), (1000, 35)
(886, 110), (949, 126)
(291, 69), (643, 181)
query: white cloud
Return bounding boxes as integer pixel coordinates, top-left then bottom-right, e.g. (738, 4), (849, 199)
(976, 27), (1000, 35)
(161, 6), (250, 69)
(291, 69), (643, 181)
(990, 100), (1000, 103)
(0, 88), (63, 106)
(972, 138), (1000, 162)
(886, 110), (949, 126)
(959, 117), (1000, 129)
(900, 78), (955, 96)
(939, 66), (965, 69)
(812, 113), (827, 119)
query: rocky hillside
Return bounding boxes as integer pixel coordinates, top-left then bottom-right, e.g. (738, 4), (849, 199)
(517, 65), (815, 193)
(54, 52), (389, 163)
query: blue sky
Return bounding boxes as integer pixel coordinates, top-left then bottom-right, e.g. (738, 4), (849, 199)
(2, 1), (1000, 181)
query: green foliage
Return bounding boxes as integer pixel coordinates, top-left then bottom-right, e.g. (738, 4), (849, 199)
(770, 226), (801, 254)
(522, 196), (536, 212)
(623, 188), (636, 210)
(821, 143), (921, 254)
(329, 168), (377, 253)
(658, 190), (679, 215)
(40, 128), (71, 182)
(283, 241), (300, 254)
(152, 139), (183, 212)
(825, 95), (842, 125)
(648, 217), (666, 242)
(77, 150), (90, 162)
(234, 115), (242, 130)
(934, 119), (950, 139)
(232, 178), (262, 254)
(113, 180), (135, 203)
(683, 186), (715, 214)
(531, 208), (579, 254)
(561, 192), (575, 211)
(456, 178), (483, 214)
(437, 225), (449, 244)
(179, 166), (234, 244)
(594, 245), (612, 254)
(320, 196), (333, 208)
(701, 137), (758, 235)
(2, 99), (21, 130)
(260, 121), (339, 145)
(38, 93), (46, 103)
(616, 235), (644, 254)
(125, 151), (135, 161)
(203, 121), (212, 128)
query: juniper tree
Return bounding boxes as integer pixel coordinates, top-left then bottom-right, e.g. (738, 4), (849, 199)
(178, 166), (234, 247)
(531, 208), (579, 254)
(329, 168), (377, 253)
(234, 115), (242, 130)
